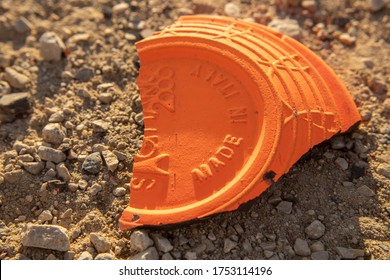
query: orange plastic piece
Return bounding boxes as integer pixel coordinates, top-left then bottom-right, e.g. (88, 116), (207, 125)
(119, 16), (360, 230)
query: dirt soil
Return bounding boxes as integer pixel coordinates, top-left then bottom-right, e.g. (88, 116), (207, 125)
(0, 0), (389, 260)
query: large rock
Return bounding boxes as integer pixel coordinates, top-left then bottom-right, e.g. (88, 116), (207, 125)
(90, 233), (111, 253)
(39, 32), (65, 61)
(82, 152), (102, 174)
(130, 230), (154, 252)
(151, 233), (173, 253)
(294, 238), (311, 256)
(0, 92), (32, 116)
(102, 150), (119, 172)
(42, 123), (66, 145)
(38, 146), (66, 163)
(21, 224), (70, 251)
(3, 68), (30, 89)
(56, 163), (71, 181)
(92, 120), (110, 133)
(23, 162), (45, 175)
(305, 220), (326, 239)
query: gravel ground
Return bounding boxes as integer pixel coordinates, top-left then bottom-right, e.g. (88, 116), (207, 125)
(0, 0), (389, 260)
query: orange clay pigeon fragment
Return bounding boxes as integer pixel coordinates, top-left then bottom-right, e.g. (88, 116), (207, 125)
(119, 16), (360, 230)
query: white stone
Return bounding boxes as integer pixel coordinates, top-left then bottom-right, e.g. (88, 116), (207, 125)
(98, 92), (113, 104)
(112, 3), (129, 14)
(39, 32), (65, 61)
(130, 230), (154, 251)
(268, 18), (302, 40)
(42, 123), (66, 145)
(224, 3), (240, 17)
(338, 33), (356, 46)
(21, 224), (70, 251)
(102, 150), (119, 172)
(56, 163), (71, 181)
(113, 187), (126, 197)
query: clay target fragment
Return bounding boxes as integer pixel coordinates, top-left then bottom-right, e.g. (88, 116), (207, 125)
(119, 16), (361, 230)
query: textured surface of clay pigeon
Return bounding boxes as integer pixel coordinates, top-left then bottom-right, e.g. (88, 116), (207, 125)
(119, 16), (360, 230)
